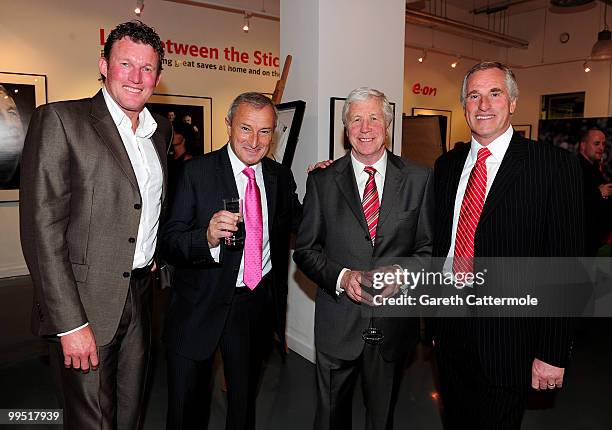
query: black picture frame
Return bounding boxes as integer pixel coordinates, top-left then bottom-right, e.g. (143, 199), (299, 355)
(329, 97), (396, 159)
(0, 72), (48, 201)
(513, 124), (532, 139)
(147, 93), (213, 154)
(271, 100), (305, 168)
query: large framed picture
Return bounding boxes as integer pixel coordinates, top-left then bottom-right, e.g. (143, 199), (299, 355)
(0, 72), (47, 202)
(411, 107), (452, 151)
(270, 100), (305, 168)
(147, 94), (213, 155)
(329, 97), (396, 160)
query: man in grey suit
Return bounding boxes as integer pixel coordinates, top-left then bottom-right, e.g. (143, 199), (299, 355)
(294, 87), (433, 430)
(20, 21), (171, 429)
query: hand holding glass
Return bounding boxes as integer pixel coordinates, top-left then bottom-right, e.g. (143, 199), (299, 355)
(222, 198), (245, 248)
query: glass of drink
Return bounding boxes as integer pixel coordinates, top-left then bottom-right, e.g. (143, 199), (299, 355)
(223, 197), (245, 248)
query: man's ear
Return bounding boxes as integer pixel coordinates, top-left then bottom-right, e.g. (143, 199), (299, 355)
(509, 98), (517, 115)
(98, 57), (108, 80)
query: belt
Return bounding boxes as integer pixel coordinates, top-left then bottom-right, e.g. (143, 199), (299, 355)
(131, 263), (153, 279)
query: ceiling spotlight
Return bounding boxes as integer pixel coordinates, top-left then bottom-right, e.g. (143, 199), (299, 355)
(243, 12), (250, 33)
(583, 60), (591, 72)
(135, 0), (144, 16)
(418, 50), (427, 63)
(451, 56), (461, 68)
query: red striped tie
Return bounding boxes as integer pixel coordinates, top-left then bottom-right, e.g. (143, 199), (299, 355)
(362, 166), (380, 246)
(453, 147), (491, 274)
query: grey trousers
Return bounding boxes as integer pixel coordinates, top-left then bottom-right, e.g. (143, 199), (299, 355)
(50, 271), (153, 430)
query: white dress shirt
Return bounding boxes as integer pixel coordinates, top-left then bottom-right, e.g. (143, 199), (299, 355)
(210, 144), (271, 288)
(336, 150), (388, 294)
(58, 88), (163, 337)
(443, 125), (513, 274)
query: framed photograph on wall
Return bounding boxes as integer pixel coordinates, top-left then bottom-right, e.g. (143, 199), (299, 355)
(271, 100), (305, 168)
(411, 107), (452, 151)
(513, 124), (532, 139)
(147, 94), (213, 155)
(329, 97), (396, 159)
(0, 72), (47, 202)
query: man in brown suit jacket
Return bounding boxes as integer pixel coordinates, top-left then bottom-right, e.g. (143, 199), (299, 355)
(19, 21), (171, 429)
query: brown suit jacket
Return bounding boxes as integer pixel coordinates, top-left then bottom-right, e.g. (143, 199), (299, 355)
(20, 90), (171, 346)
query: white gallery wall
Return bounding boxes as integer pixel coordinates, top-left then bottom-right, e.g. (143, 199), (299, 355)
(0, 0), (280, 277)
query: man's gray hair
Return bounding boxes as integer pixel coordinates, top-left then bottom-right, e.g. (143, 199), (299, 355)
(460, 62), (519, 107)
(342, 87), (394, 128)
(227, 92), (278, 127)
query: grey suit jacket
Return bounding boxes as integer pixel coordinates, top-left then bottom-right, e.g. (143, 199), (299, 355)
(20, 90), (171, 346)
(293, 151), (433, 361)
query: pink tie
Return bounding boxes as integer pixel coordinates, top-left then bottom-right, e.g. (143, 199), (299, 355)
(242, 167), (263, 289)
(453, 147), (491, 275)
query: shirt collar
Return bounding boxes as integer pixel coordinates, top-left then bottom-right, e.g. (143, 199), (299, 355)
(350, 150), (388, 179)
(101, 87), (157, 138)
(226, 143), (262, 178)
(469, 124), (513, 163)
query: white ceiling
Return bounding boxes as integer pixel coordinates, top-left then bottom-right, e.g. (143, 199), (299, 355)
(187, 0), (280, 16)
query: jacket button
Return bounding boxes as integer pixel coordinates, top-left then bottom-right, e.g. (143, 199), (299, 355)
(134, 203), (142, 210)
(128, 237), (136, 243)
(123, 272), (130, 278)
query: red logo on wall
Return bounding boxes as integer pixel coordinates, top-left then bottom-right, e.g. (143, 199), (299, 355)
(412, 83), (437, 96)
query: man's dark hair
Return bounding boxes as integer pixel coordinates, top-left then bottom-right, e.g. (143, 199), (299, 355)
(101, 20), (164, 81)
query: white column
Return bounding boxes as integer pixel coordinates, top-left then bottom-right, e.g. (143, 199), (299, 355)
(281, 0), (406, 362)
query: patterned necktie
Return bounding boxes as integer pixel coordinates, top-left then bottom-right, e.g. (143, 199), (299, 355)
(362, 166), (380, 246)
(453, 147), (492, 274)
(242, 167), (263, 289)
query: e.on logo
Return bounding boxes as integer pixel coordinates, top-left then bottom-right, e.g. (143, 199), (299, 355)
(412, 83), (437, 96)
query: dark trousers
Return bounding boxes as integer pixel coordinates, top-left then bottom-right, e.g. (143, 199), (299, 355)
(435, 341), (527, 430)
(166, 280), (273, 430)
(314, 344), (404, 430)
(50, 270), (153, 430)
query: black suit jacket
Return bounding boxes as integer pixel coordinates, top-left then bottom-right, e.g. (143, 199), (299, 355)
(431, 132), (585, 386)
(161, 145), (302, 360)
(578, 154), (611, 255)
(294, 151), (433, 362)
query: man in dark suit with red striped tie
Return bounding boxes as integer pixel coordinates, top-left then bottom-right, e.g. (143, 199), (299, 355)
(294, 87), (433, 430)
(431, 62), (584, 429)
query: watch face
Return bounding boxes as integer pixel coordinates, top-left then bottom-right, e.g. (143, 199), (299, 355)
(560, 32), (570, 44)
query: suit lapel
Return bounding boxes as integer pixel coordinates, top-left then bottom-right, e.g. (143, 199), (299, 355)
(262, 158), (278, 233)
(334, 154), (369, 235)
(217, 145), (240, 200)
(479, 132), (528, 222)
(377, 152), (404, 229)
(89, 90), (139, 193)
(150, 126), (168, 202)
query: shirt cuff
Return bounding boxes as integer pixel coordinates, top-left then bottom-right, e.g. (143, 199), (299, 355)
(57, 322), (89, 337)
(336, 268), (349, 296)
(210, 244), (221, 263)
